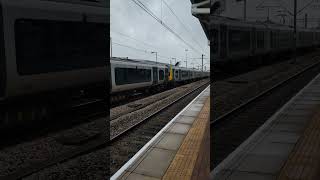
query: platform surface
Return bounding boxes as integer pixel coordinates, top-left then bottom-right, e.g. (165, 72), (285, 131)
(111, 86), (210, 180)
(211, 73), (320, 180)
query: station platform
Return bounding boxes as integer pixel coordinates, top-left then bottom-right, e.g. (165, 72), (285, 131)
(111, 86), (210, 180)
(211, 73), (320, 180)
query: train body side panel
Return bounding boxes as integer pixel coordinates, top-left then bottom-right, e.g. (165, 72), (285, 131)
(0, 4), (5, 100)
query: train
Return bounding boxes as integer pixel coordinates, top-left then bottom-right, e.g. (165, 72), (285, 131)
(110, 57), (209, 101)
(210, 16), (320, 67)
(0, 0), (107, 125)
(190, 1), (320, 68)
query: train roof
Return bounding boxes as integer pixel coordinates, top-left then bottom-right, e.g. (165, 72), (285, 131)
(111, 57), (210, 72)
(210, 16), (320, 32)
(1, 0), (108, 22)
(211, 16), (289, 30)
(111, 57), (169, 66)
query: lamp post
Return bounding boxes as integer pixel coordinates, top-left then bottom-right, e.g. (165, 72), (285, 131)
(293, 0), (297, 63)
(151, 51), (158, 64)
(110, 37), (112, 58)
(201, 54), (204, 72)
(185, 49), (188, 68)
(244, 0), (247, 21)
(236, 0), (247, 21)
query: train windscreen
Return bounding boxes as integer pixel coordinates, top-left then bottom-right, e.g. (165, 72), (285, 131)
(15, 19), (107, 75)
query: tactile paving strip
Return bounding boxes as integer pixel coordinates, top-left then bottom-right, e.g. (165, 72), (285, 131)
(278, 107), (320, 180)
(163, 98), (210, 180)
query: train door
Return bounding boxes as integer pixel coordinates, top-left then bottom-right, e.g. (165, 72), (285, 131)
(152, 67), (158, 84)
(277, 30), (280, 48)
(220, 24), (227, 58)
(252, 28), (256, 54)
(175, 69), (179, 80)
(165, 68), (169, 81)
(171, 67), (175, 81)
(107, 60), (111, 93)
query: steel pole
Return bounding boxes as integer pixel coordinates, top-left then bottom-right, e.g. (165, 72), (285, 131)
(293, 0), (297, 63)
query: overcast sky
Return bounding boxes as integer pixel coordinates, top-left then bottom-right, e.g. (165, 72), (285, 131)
(219, 0), (320, 28)
(110, 0), (210, 70)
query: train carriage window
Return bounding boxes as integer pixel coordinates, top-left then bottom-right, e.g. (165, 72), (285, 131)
(211, 29), (218, 53)
(270, 32), (273, 48)
(181, 71), (189, 78)
(15, 19), (107, 75)
(228, 30), (250, 51)
(257, 31), (264, 49)
(159, 69), (164, 80)
(115, 68), (151, 85)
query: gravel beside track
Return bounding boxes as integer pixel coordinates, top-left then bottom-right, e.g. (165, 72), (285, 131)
(110, 79), (209, 139)
(0, 115), (107, 179)
(110, 79), (208, 120)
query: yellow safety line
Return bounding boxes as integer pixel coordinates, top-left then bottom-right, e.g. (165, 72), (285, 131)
(163, 97), (210, 180)
(278, 106), (320, 180)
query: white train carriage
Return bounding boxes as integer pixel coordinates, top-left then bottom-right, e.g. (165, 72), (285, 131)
(110, 58), (153, 94)
(206, 16), (320, 67)
(110, 58), (170, 94)
(180, 67), (192, 81)
(0, 0), (107, 102)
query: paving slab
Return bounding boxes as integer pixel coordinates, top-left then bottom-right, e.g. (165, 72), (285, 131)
(123, 172), (160, 180)
(263, 132), (300, 143)
(168, 123), (191, 135)
(155, 133), (185, 151)
(175, 116), (195, 124)
(182, 110), (200, 117)
(228, 171), (276, 180)
(133, 148), (175, 178)
(236, 154), (287, 174)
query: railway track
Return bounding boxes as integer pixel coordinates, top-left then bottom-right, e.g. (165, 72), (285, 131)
(1, 80), (209, 179)
(110, 79), (207, 108)
(0, 98), (106, 149)
(0, 100), (107, 179)
(210, 58), (320, 170)
(109, 80), (209, 176)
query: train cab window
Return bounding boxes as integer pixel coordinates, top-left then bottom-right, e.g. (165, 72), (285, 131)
(159, 69), (164, 80)
(115, 68), (151, 85)
(15, 19), (107, 75)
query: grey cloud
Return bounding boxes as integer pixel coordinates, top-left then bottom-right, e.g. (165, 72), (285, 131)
(111, 0), (210, 69)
